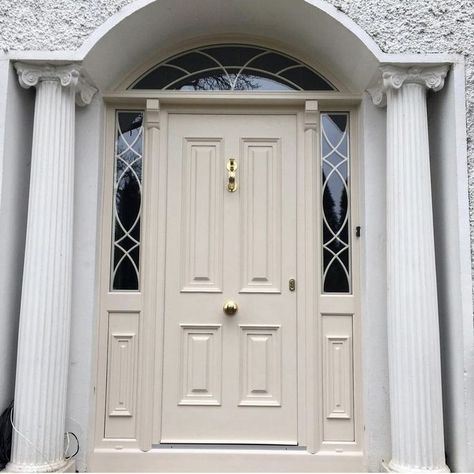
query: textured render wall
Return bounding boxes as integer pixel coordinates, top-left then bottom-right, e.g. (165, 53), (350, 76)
(0, 0), (473, 272)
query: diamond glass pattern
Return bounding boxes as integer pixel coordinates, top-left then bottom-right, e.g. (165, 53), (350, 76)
(321, 113), (351, 293)
(131, 44), (335, 91)
(111, 111), (144, 290)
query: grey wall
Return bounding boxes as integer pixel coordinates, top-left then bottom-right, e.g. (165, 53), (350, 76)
(429, 62), (474, 472)
(360, 94), (390, 471)
(65, 94), (104, 473)
(0, 60), (33, 412)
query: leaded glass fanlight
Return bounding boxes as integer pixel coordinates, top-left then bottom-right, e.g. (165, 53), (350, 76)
(131, 44), (336, 91)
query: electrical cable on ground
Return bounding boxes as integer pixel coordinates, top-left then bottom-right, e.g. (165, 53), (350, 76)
(0, 401), (80, 470)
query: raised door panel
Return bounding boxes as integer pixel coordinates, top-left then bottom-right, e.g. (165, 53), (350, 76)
(322, 315), (355, 442)
(239, 325), (281, 406)
(105, 312), (139, 439)
(240, 139), (282, 293)
(179, 325), (222, 405)
(181, 139), (224, 292)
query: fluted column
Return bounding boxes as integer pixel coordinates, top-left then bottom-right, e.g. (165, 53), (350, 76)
(369, 65), (449, 472)
(7, 64), (96, 473)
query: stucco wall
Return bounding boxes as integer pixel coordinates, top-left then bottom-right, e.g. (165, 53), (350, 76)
(0, 0), (472, 284)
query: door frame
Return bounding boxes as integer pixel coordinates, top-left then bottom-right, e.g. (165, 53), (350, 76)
(91, 95), (363, 472)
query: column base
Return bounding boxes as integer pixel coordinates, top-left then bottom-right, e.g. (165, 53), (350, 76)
(5, 459), (75, 473)
(382, 460), (450, 472)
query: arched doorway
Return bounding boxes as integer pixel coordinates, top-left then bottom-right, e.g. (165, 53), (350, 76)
(92, 39), (363, 471)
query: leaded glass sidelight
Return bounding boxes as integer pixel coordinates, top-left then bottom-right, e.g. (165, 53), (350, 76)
(131, 44), (336, 91)
(111, 111), (144, 291)
(321, 113), (351, 293)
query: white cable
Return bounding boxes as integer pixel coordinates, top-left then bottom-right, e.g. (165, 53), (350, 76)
(9, 409), (51, 467)
(64, 432), (70, 458)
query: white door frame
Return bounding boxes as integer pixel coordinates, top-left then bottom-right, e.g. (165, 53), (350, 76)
(91, 94), (363, 472)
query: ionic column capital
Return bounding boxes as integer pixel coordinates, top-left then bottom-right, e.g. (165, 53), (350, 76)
(368, 64), (449, 107)
(14, 62), (97, 106)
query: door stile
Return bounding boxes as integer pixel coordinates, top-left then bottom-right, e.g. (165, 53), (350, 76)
(295, 112), (306, 447)
(150, 109), (170, 444)
(93, 106), (119, 451)
(301, 101), (322, 453)
(350, 108), (363, 455)
(137, 100), (162, 451)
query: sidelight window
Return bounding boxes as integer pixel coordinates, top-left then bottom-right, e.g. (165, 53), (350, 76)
(321, 113), (351, 293)
(111, 111), (144, 291)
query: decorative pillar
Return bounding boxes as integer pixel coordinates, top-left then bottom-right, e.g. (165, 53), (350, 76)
(369, 65), (450, 472)
(7, 64), (96, 473)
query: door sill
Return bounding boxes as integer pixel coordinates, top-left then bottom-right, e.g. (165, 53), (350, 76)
(155, 443), (303, 450)
(89, 447), (366, 472)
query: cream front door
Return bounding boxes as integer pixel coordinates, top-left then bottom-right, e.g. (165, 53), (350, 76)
(161, 113), (298, 444)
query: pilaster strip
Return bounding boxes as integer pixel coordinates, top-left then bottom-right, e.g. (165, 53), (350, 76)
(138, 99), (161, 451)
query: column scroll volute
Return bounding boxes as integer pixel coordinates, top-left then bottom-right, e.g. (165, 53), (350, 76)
(367, 64), (450, 107)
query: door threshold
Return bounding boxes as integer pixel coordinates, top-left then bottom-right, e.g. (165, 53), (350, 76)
(154, 443), (305, 450)
(90, 447), (366, 472)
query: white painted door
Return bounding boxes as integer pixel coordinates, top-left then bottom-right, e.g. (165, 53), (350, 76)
(161, 113), (298, 444)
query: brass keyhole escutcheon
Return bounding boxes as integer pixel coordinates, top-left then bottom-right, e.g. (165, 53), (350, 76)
(226, 159), (238, 192)
(223, 300), (238, 316)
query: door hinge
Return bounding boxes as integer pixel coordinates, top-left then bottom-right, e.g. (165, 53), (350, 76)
(289, 279), (296, 292)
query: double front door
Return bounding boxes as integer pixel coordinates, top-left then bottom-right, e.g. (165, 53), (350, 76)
(160, 113), (298, 444)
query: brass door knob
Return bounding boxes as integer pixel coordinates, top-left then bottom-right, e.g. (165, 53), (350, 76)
(223, 300), (238, 316)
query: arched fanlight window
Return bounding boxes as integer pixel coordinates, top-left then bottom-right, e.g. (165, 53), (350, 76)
(130, 44), (336, 91)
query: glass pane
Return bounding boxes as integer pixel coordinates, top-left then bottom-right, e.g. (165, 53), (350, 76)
(168, 51), (218, 72)
(247, 52), (298, 74)
(281, 66), (333, 91)
(237, 69), (297, 91)
(201, 45), (264, 66)
(321, 113), (351, 293)
(130, 44), (336, 91)
(171, 69), (232, 90)
(134, 65), (184, 89)
(112, 111), (144, 291)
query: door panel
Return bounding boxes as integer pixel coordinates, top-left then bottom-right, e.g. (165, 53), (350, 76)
(161, 114), (297, 444)
(180, 139), (224, 292)
(240, 139), (281, 293)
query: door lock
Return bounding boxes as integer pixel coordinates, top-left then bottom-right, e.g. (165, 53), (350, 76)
(289, 279), (296, 292)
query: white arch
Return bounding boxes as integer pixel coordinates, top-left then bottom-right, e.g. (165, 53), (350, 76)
(79, 0), (383, 59)
(78, 0), (386, 92)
